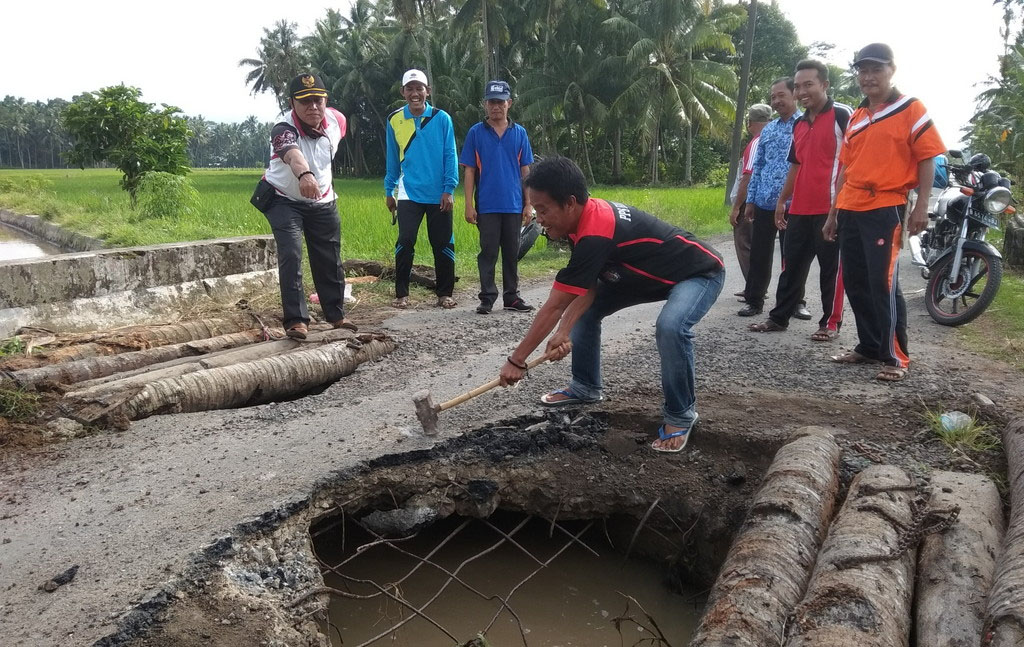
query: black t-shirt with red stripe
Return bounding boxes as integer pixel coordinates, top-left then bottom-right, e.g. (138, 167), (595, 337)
(553, 199), (724, 298)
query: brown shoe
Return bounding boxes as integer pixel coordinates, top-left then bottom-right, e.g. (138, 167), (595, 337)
(331, 318), (358, 331)
(286, 322), (308, 339)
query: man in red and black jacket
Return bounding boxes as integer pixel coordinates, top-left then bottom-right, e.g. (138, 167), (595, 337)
(750, 59), (851, 341)
(498, 157), (724, 453)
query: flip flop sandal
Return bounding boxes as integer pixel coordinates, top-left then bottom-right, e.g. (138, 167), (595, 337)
(651, 414), (699, 453)
(811, 328), (839, 342)
(438, 296), (457, 309)
(749, 320), (787, 332)
(830, 350), (879, 364)
(539, 389), (604, 407)
(392, 297), (409, 309)
(876, 366), (909, 382)
(286, 323), (308, 340)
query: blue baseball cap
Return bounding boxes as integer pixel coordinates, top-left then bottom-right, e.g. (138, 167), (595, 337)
(484, 80), (511, 100)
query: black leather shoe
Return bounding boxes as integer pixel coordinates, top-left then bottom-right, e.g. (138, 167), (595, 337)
(737, 305), (762, 317)
(504, 298), (534, 312)
(794, 305), (812, 320)
(476, 303), (492, 314)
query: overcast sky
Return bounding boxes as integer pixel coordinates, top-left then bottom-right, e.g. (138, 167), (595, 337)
(0, 0), (1011, 145)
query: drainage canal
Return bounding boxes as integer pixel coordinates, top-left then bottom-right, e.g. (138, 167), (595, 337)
(296, 409), (770, 647)
(0, 223), (62, 260)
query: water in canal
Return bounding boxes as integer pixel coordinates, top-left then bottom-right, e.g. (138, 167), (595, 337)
(317, 512), (703, 647)
(0, 224), (62, 261)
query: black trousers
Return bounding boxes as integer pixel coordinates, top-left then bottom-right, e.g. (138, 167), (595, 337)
(838, 205), (909, 367)
(768, 214), (844, 329)
(476, 212), (522, 306)
(395, 200), (456, 298)
(743, 205), (790, 309)
(264, 197), (345, 327)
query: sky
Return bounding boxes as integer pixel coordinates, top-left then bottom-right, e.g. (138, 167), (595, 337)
(0, 0), (1012, 145)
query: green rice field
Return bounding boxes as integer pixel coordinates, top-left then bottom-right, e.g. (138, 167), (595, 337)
(0, 168), (731, 276)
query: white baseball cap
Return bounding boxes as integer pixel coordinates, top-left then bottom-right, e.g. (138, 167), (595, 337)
(402, 69), (428, 87)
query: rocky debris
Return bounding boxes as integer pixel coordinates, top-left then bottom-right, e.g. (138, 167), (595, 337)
(360, 505), (437, 536)
(42, 417), (86, 440)
(39, 565), (79, 592)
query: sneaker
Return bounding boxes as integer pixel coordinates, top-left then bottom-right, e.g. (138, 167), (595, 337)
(476, 303), (492, 314)
(504, 298), (534, 312)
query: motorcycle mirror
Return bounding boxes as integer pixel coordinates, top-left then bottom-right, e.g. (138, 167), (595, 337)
(948, 149), (963, 159)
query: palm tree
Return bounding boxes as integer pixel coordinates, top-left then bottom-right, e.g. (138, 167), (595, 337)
(605, 0), (741, 183)
(239, 20), (308, 110)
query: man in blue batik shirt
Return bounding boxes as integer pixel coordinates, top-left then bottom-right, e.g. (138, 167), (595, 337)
(739, 78), (805, 318)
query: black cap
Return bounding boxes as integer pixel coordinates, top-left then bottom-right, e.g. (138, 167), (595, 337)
(853, 43), (894, 67)
(484, 80), (511, 100)
(289, 73), (328, 100)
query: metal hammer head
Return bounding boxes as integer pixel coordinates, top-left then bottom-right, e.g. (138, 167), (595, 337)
(412, 389), (440, 435)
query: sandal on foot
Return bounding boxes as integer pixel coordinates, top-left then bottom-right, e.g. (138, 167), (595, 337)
(331, 318), (358, 332)
(438, 296), (457, 309)
(286, 322), (308, 340)
(811, 327), (839, 342)
(392, 297), (409, 309)
(539, 388), (603, 407)
(876, 365), (909, 382)
(749, 319), (787, 333)
(830, 350), (879, 364)
(651, 415), (699, 453)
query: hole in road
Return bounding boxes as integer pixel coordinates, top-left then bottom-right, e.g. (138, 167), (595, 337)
(305, 409), (770, 646)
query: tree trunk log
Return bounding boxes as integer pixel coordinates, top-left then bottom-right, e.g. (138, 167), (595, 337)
(342, 259), (451, 290)
(1003, 215), (1024, 269)
(5, 316), (270, 371)
(984, 418), (1024, 646)
(690, 426), (840, 647)
(12, 329), (275, 387)
(119, 337), (395, 421)
(916, 471), (1003, 647)
(784, 465), (918, 647)
(64, 329), (365, 400)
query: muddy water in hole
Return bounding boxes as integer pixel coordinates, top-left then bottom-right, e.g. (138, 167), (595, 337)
(319, 514), (703, 646)
(0, 225), (61, 261)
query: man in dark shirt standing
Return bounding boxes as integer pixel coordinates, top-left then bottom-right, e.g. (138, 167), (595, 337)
(498, 157), (725, 453)
(750, 60), (851, 340)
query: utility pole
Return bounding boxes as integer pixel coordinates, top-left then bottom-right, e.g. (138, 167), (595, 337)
(725, 0), (757, 205)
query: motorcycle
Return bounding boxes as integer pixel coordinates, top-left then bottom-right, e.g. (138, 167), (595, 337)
(910, 150), (1013, 326)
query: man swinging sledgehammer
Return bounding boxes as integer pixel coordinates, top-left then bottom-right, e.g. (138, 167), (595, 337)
(498, 157), (725, 453)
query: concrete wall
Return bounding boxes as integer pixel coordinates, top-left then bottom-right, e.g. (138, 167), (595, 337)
(0, 236), (278, 336)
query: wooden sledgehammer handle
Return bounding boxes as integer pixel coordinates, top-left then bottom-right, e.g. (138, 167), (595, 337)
(437, 354), (552, 413)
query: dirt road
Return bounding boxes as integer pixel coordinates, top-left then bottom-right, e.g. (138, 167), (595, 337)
(1, 237), (1021, 646)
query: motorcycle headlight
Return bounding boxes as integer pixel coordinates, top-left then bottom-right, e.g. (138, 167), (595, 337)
(983, 186), (1012, 214)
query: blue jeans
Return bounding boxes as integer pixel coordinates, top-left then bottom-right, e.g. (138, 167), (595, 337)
(568, 270), (725, 426)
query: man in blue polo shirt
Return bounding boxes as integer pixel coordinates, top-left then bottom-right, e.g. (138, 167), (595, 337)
(460, 80), (535, 314)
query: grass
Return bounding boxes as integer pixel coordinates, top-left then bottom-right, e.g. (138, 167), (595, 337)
(922, 405), (1001, 453)
(0, 380), (40, 422)
(958, 267), (1024, 371)
(0, 168), (731, 280)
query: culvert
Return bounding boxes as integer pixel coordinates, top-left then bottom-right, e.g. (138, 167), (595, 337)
(160, 408), (770, 647)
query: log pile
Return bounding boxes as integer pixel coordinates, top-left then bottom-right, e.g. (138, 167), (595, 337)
(1, 320), (396, 430)
(985, 418), (1024, 646)
(687, 427), (1012, 647)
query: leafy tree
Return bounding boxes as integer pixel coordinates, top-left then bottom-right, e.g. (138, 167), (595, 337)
(731, 1), (807, 101)
(239, 20), (308, 110)
(62, 85), (191, 202)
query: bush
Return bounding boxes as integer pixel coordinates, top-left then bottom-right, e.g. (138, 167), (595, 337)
(704, 162), (730, 188)
(135, 172), (200, 222)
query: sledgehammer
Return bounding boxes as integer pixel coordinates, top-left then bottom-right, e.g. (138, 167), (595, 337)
(413, 354), (552, 435)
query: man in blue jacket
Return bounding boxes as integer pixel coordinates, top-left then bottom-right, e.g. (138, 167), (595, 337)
(385, 69), (460, 309)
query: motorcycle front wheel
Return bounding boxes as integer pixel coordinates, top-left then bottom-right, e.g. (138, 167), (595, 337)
(925, 249), (1003, 326)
